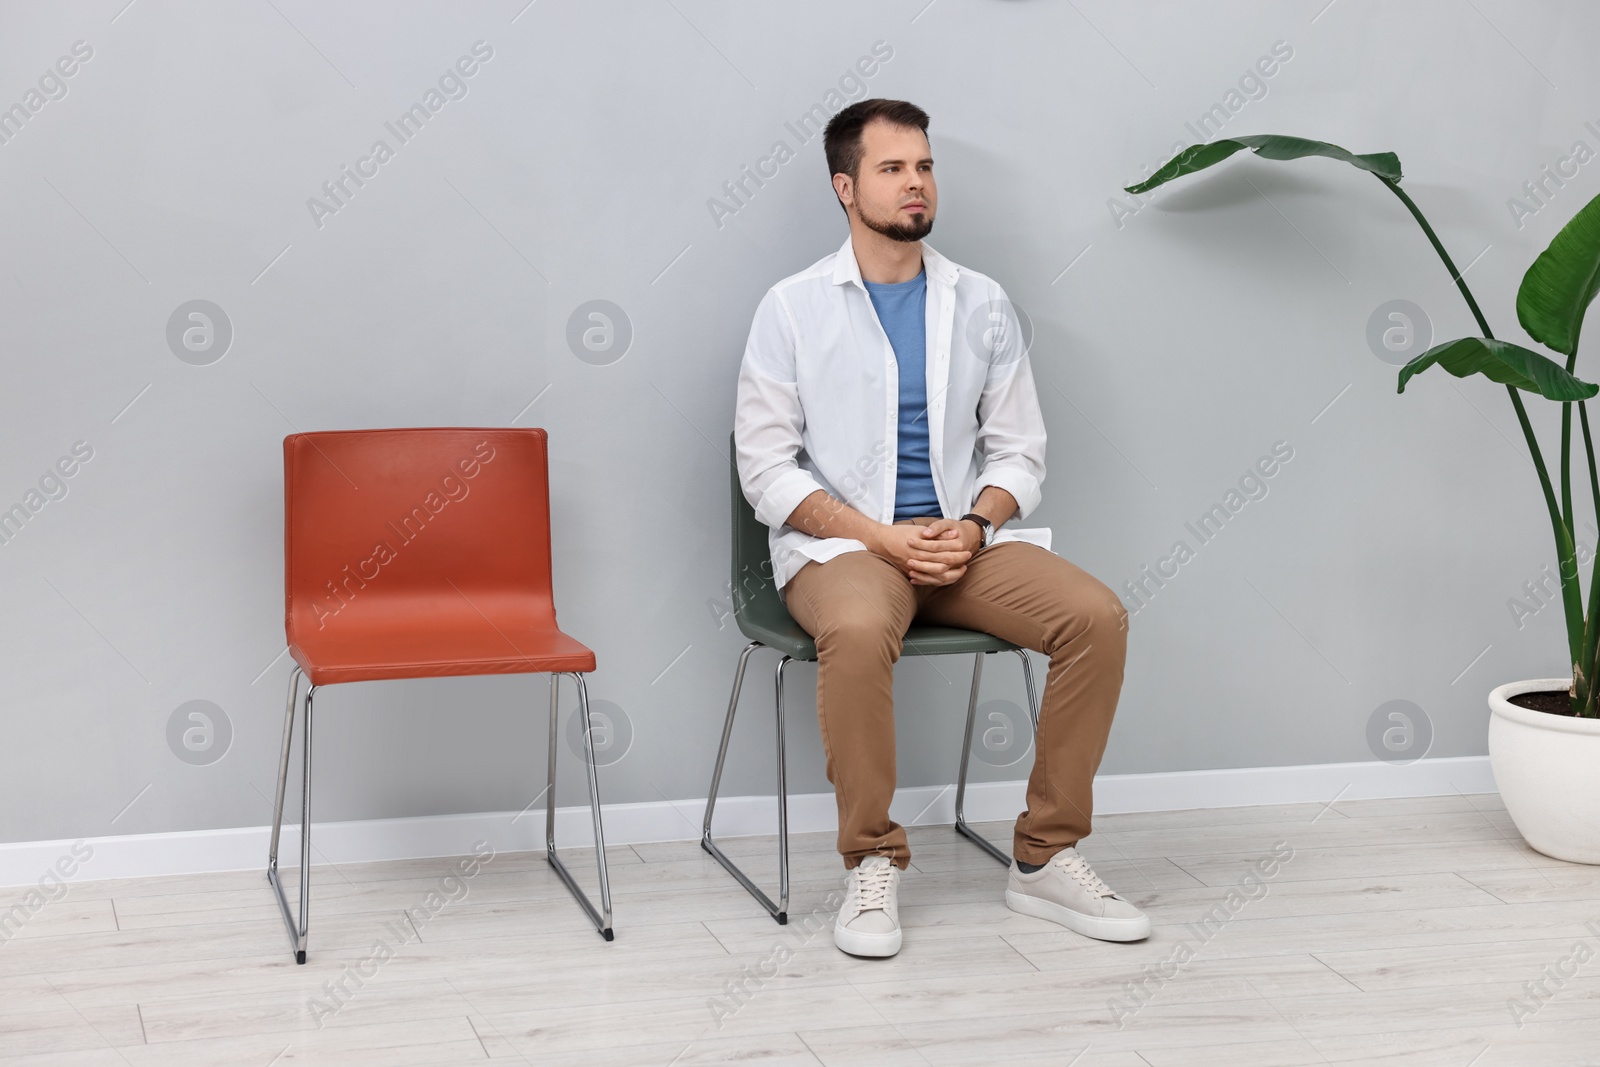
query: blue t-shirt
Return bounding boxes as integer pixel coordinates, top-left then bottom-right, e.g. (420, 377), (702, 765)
(864, 267), (940, 521)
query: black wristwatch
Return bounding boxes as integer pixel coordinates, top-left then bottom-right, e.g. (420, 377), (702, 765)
(960, 512), (993, 550)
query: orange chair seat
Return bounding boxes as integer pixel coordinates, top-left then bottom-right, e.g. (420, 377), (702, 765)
(289, 604), (596, 686)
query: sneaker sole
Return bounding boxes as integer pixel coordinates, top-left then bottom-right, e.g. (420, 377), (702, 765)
(833, 923), (902, 958)
(1005, 888), (1151, 942)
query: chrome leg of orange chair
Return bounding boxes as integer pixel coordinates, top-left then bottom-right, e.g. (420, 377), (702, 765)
(267, 665), (314, 963)
(546, 672), (614, 940)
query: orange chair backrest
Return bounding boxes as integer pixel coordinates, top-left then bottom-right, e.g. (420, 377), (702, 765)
(284, 427), (556, 644)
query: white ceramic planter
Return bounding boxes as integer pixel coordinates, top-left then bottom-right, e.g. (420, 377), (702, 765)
(1488, 677), (1600, 865)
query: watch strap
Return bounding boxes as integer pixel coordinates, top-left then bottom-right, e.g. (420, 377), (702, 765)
(960, 512), (992, 548)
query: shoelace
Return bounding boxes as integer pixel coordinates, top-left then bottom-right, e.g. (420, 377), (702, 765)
(852, 862), (896, 911)
(1050, 849), (1115, 898)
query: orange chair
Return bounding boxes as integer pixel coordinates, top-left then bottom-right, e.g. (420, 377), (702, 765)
(268, 427), (613, 963)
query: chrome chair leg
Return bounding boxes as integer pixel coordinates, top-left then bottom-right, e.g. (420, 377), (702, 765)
(266, 665), (300, 876)
(955, 652), (1009, 865)
(546, 672), (615, 940)
(701, 641), (789, 924)
(1014, 647), (1040, 732)
(267, 665), (313, 963)
(773, 655), (792, 919)
(955, 649), (1041, 866)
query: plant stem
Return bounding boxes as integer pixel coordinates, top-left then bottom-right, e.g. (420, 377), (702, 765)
(1379, 179), (1493, 336)
(1563, 403), (1576, 581)
(1579, 403), (1600, 716)
(1504, 391), (1585, 705)
(1564, 357), (1583, 702)
(1377, 175), (1588, 711)
(1581, 402), (1600, 523)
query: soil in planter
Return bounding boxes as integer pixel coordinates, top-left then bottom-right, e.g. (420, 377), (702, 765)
(1508, 689), (1583, 716)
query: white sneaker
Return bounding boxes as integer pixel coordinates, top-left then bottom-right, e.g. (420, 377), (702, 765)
(834, 854), (902, 957)
(1005, 847), (1150, 942)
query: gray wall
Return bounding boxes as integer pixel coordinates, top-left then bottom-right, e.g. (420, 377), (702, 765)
(2, 0), (1595, 845)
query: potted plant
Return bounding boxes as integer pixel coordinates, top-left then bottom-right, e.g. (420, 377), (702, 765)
(1125, 135), (1600, 863)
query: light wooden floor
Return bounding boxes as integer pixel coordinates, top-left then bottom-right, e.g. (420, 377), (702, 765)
(4, 793), (1600, 1066)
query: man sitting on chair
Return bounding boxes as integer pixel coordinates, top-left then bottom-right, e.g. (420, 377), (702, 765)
(733, 98), (1147, 958)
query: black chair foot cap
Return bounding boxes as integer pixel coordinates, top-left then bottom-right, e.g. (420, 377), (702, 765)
(776, 912), (788, 925)
(295, 950), (307, 965)
(601, 928), (615, 942)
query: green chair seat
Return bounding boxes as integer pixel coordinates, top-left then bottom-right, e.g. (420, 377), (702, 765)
(740, 611), (1019, 662)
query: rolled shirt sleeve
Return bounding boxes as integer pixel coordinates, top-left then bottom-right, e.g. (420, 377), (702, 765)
(734, 289), (828, 529)
(971, 286), (1046, 520)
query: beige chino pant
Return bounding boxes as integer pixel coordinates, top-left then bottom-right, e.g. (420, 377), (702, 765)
(782, 518), (1129, 870)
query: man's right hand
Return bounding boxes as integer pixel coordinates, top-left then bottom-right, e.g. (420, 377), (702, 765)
(785, 490), (973, 586)
(871, 523), (972, 586)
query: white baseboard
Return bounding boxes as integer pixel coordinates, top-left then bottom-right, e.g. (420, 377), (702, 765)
(0, 756), (1496, 889)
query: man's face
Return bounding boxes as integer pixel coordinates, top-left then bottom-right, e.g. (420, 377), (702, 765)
(838, 119), (936, 242)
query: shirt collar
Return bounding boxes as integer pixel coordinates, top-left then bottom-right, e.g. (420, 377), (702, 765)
(831, 230), (958, 290)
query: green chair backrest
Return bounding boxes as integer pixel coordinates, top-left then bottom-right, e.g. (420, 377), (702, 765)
(728, 433), (829, 660)
(730, 433), (787, 623)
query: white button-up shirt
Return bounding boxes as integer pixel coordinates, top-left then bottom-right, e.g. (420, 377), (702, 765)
(734, 233), (1052, 594)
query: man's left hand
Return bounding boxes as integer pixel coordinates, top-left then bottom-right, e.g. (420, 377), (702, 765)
(917, 518), (982, 558)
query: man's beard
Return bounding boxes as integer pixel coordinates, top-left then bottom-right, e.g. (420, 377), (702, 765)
(858, 202), (934, 243)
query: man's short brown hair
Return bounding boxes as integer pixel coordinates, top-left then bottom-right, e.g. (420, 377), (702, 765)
(822, 99), (930, 215)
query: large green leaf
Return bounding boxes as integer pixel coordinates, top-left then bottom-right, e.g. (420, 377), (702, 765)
(1124, 135), (1402, 194)
(1517, 190), (1600, 357)
(1396, 337), (1599, 400)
